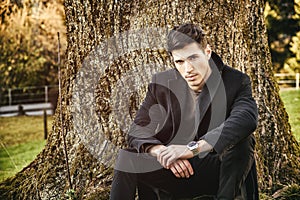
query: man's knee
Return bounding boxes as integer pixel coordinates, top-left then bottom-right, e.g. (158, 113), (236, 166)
(114, 148), (162, 173)
(219, 135), (255, 163)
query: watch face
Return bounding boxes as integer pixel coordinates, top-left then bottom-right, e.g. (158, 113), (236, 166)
(187, 141), (198, 149)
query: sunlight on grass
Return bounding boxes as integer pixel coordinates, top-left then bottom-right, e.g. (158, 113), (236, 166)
(0, 115), (53, 146)
(0, 140), (46, 182)
(280, 89), (300, 141)
(0, 115), (53, 181)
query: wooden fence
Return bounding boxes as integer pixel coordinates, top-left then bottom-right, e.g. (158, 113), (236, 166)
(0, 85), (58, 106)
(0, 85), (58, 117)
(274, 73), (300, 89)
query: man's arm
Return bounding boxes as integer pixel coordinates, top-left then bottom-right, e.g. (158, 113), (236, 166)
(201, 74), (258, 155)
(127, 74), (169, 153)
(146, 141), (212, 178)
(145, 140), (211, 179)
(148, 140), (212, 168)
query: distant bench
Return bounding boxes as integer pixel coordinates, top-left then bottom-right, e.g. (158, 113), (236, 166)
(0, 103), (54, 117)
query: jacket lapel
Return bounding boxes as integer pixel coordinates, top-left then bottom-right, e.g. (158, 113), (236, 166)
(167, 71), (190, 111)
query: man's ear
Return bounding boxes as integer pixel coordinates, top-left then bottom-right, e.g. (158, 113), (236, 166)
(205, 44), (212, 59)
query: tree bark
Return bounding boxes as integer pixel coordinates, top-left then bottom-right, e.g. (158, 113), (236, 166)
(0, 0), (299, 199)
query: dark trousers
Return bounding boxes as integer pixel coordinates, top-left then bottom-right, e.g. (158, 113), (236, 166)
(110, 136), (258, 200)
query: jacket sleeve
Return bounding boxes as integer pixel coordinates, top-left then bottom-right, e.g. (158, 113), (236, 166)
(201, 74), (258, 155)
(127, 74), (165, 153)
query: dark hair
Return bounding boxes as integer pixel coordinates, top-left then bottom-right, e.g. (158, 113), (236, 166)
(167, 23), (207, 53)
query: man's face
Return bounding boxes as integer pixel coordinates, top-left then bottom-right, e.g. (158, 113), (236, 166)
(171, 42), (212, 92)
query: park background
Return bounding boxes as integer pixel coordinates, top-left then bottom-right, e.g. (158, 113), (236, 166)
(0, 0), (299, 199)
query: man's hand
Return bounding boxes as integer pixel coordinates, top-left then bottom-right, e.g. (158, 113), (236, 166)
(169, 159), (194, 178)
(158, 145), (193, 168)
(150, 145), (193, 168)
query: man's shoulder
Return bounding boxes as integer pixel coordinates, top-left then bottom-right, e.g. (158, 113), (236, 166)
(221, 65), (251, 89)
(222, 65), (249, 80)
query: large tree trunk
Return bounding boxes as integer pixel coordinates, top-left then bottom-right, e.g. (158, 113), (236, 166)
(1, 0), (299, 199)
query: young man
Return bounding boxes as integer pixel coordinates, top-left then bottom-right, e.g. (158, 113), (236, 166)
(110, 23), (259, 199)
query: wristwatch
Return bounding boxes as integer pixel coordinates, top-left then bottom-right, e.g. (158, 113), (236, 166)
(187, 141), (200, 156)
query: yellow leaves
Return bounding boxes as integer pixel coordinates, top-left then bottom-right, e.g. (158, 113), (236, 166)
(0, 1), (66, 88)
(294, 0), (300, 17)
(264, 2), (281, 20)
(289, 32), (300, 59)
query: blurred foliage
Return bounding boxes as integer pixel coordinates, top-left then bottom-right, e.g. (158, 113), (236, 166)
(0, 0), (66, 90)
(287, 28), (300, 73)
(0, 0), (299, 91)
(264, 0), (300, 73)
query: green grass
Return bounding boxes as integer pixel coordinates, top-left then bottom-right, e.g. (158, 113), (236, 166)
(0, 140), (46, 181)
(280, 89), (300, 142)
(0, 115), (52, 146)
(0, 115), (53, 182)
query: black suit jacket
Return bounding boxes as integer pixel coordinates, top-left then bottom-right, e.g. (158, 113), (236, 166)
(127, 52), (258, 155)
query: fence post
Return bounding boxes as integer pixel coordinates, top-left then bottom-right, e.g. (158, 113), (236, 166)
(45, 86), (48, 102)
(18, 104), (25, 116)
(296, 73), (299, 90)
(44, 109), (48, 139)
(8, 89), (12, 105)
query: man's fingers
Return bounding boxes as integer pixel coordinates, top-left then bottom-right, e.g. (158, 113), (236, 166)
(170, 165), (181, 178)
(157, 146), (191, 168)
(177, 160), (191, 178)
(169, 160), (194, 178)
(171, 162), (185, 178)
(158, 149), (174, 168)
(166, 154), (176, 168)
(182, 159), (194, 176)
(158, 151), (171, 168)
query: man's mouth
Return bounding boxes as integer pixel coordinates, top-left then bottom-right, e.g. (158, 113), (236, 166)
(185, 74), (197, 81)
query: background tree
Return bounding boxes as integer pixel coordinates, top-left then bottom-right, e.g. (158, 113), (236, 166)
(286, 0), (300, 73)
(0, 0), (66, 89)
(288, 31), (300, 72)
(264, 0), (300, 73)
(0, 0), (299, 199)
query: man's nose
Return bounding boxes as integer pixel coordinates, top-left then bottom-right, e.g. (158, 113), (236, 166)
(184, 61), (193, 73)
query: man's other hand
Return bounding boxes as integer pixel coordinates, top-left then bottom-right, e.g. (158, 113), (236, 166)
(169, 159), (194, 178)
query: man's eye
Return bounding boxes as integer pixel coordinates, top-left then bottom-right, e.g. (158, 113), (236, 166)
(175, 60), (184, 64)
(189, 56), (197, 61)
